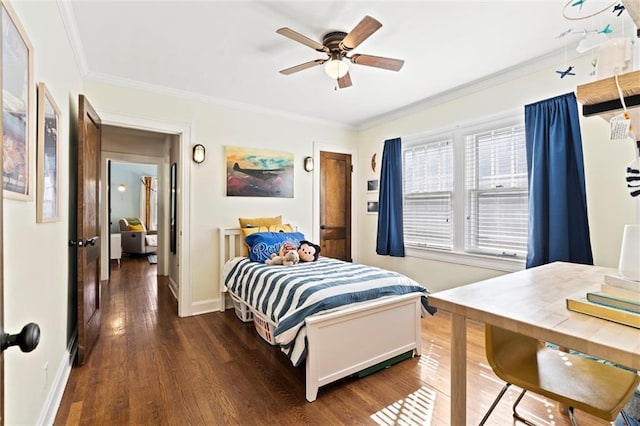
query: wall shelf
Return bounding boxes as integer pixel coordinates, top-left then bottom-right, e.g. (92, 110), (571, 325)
(576, 70), (640, 117)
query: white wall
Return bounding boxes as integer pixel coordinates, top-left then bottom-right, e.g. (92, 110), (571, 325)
(82, 79), (356, 307)
(4, 2), (638, 423)
(356, 53), (639, 293)
(2, 2), (83, 425)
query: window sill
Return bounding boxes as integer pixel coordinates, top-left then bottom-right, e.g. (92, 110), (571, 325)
(405, 246), (525, 273)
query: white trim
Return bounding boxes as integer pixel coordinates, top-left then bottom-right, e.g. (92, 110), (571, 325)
(37, 332), (76, 426)
(405, 246), (525, 273)
(190, 299), (219, 316)
(97, 111), (193, 317)
(56, 0), (88, 76)
(85, 71), (353, 131)
(312, 142), (358, 262)
(356, 46), (580, 130)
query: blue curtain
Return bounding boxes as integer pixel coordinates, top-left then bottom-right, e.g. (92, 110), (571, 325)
(376, 138), (405, 257)
(524, 92), (593, 268)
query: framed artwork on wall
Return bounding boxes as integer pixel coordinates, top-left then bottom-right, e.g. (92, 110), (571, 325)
(36, 83), (61, 223)
(367, 200), (379, 214)
(170, 162), (177, 254)
(367, 179), (379, 192)
(2, 0), (34, 200)
(225, 146), (294, 198)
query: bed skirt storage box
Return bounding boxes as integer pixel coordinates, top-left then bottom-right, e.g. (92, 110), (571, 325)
(252, 312), (277, 345)
(230, 294), (253, 322)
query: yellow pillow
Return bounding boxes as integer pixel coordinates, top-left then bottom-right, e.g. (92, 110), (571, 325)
(127, 224), (144, 231)
(269, 224), (294, 233)
(240, 226), (268, 256)
(238, 215), (282, 229)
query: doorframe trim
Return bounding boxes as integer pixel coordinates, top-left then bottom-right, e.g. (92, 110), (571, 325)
(312, 142), (358, 262)
(97, 112), (193, 317)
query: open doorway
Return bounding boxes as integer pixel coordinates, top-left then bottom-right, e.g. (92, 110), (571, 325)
(110, 161), (158, 265)
(97, 113), (191, 318)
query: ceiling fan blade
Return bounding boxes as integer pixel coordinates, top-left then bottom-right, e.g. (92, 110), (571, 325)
(276, 27), (327, 52)
(340, 16), (382, 51)
(337, 72), (352, 89)
(279, 59), (326, 75)
(350, 54), (404, 71)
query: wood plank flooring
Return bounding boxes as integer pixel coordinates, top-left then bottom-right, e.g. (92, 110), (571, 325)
(55, 257), (611, 425)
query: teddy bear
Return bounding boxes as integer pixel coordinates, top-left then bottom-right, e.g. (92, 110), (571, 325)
(298, 240), (321, 262)
(265, 242), (300, 266)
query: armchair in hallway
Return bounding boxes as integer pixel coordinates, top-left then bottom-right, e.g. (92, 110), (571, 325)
(118, 218), (157, 255)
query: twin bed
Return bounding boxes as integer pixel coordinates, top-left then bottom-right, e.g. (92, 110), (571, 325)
(218, 227), (433, 402)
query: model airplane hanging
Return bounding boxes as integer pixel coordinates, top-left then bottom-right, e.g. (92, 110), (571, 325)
(556, 66), (576, 78)
(571, 0), (587, 10)
(613, 3), (625, 16)
(598, 24), (613, 34)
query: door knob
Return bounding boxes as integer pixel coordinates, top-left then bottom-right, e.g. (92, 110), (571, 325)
(85, 237), (98, 246)
(1, 323), (40, 353)
(320, 224), (327, 230)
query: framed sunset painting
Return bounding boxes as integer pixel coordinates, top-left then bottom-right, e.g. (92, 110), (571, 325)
(226, 146), (294, 198)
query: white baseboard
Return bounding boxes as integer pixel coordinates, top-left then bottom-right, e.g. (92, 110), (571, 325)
(168, 276), (178, 299)
(189, 298), (219, 316)
(37, 332), (77, 426)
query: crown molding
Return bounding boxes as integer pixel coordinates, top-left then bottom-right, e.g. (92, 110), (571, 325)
(56, 0), (88, 77)
(354, 45), (587, 130)
(83, 71), (356, 131)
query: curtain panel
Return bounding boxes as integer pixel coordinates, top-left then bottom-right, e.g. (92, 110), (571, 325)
(524, 92), (593, 268)
(376, 137), (405, 257)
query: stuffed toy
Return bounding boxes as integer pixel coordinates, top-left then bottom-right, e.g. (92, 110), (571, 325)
(298, 240), (321, 262)
(265, 242), (300, 266)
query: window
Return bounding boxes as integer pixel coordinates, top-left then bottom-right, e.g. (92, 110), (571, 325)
(402, 114), (527, 270)
(403, 139), (453, 249)
(464, 126), (528, 257)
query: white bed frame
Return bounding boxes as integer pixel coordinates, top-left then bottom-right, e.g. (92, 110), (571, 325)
(218, 227), (423, 402)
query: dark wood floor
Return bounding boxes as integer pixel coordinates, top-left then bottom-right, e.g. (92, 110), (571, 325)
(55, 257), (610, 425)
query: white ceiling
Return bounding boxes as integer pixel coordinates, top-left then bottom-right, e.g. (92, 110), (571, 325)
(63, 1), (636, 129)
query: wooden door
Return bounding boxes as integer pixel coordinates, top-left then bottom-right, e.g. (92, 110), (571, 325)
(76, 95), (102, 365)
(319, 151), (352, 261)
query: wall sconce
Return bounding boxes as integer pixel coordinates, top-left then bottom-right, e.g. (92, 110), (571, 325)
(303, 156), (314, 172)
(117, 184), (126, 192)
(193, 144), (206, 164)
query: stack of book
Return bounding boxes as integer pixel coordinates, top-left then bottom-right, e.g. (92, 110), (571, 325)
(566, 274), (640, 328)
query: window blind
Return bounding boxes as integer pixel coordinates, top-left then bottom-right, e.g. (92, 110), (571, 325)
(464, 125), (528, 256)
(403, 140), (454, 249)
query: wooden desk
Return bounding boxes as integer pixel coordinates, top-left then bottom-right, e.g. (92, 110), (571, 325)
(428, 261), (640, 426)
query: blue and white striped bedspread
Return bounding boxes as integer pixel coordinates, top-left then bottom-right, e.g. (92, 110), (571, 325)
(223, 256), (433, 366)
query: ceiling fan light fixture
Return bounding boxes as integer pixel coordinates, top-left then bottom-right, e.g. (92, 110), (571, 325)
(324, 58), (349, 79)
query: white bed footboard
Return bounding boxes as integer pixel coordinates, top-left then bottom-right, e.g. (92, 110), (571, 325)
(218, 227), (423, 402)
(305, 293), (422, 402)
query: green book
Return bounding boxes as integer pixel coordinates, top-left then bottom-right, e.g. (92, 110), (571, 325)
(566, 297), (640, 328)
(586, 291), (640, 314)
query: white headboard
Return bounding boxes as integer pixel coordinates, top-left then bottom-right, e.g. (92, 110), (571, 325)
(219, 227), (243, 312)
(218, 225), (301, 312)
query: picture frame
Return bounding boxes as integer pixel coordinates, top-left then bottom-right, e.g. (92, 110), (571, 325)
(2, 0), (34, 200)
(367, 179), (379, 192)
(170, 162), (177, 254)
(225, 146), (294, 198)
(367, 200), (379, 214)
(36, 82), (61, 223)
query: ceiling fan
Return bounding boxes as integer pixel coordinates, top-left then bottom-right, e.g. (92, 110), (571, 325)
(276, 15), (404, 89)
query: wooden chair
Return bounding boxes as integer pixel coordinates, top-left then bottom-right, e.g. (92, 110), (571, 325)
(480, 324), (639, 426)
